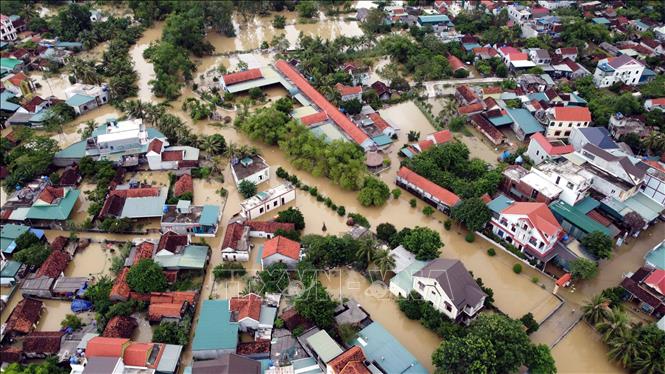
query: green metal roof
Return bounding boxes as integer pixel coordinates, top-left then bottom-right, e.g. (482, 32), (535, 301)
(354, 322), (428, 373)
(1, 58), (21, 70)
(306, 330), (343, 364)
(292, 358), (322, 374)
(574, 196), (600, 214)
(1, 224), (30, 253)
(487, 194), (513, 215)
(154, 245), (208, 269)
(645, 242), (664, 271)
(549, 200), (611, 236)
(65, 94), (95, 107)
(26, 189), (80, 220)
(418, 15), (451, 24)
(390, 260), (428, 295)
(199, 205), (220, 226)
(372, 134), (393, 147)
(192, 300), (238, 351)
(623, 192), (664, 223)
(507, 108), (544, 135)
(0, 261), (22, 278)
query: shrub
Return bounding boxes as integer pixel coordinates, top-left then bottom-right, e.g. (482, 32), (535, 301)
(520, 312), (539, 334)
(337, 206), (346, 216)
(274, 318), (284, 329)
(127, 259), (167, 293)
(276, 167), (289, 179)
(487, 248), (496, 256)
(465, 232), (475, 242)
(61, 314), (82, 330)
(309, 186), (318, 196)
(213, 262), (247, 280)
(444, 219), (452, 230)
(409, 198), (417, 208)
(316, 195), (324, 202)
(513, 263), (522, 274)
(531, 276), (539, 284)
(238, 180), (257, 198)
(422, 206), (435, 216)
(391, 188), (402, 199)
(348, 213), (370, 228)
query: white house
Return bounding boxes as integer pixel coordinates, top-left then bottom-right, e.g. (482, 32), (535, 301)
(644, 98), (665, 112)
(64, 83), (110, 110)
(529, 49), (551, 65)
(1, 14), (17, 41)
(593, 55), (645, 88)
(531, 160), (594, 206)
(261, 235), (301, 270)
(490, 201), (563, 260)
(638, 161), (665, 205)
(527, 133), (574, 165)
(569, 127), (619, 152)
(240, 183), (296, 220)
(543, 106), (592, 139)
(411, 259), (486, 323)
(554, 47), (578, 61)
(335, 83), (362, 102)
(230, 155), (270, 187)
(220, 221), (251, 262)
(146, 139), (200, 170)
(508, 5), (531, 25)
(577, 144), (645, 202)
(229, 293), (276, 337)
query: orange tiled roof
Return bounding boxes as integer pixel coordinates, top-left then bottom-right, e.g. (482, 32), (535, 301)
(223, 69), (263, 85)
(458, 102), (485, 114)
(123, 342), (165, 368)
(149, 291), (197, 305)
(230, 293), (262, 321)
(7, 72), (28, 87)
(148, 302), (184, 321)
(397, 167), (461, 207)
(328, 346), (369, 374)
(368, 113), (393, 131)
(5, 299), (43, 335)
(161, 150), (183, 162)
(246, 220), (295, 233)
(335, 82), (362, 96)
(431, 130), (452, 144)
(501, 202), (561, 237)
(300, 111), (329, 126)
(174, 174), (193, 197)
(133, 241), (155, 263)
(35, 250), (71, 278)
(38, 186), (64, 204)
(85, 337), (129, 357)
(102, 316), (138, 338)
(110, 187), (161, 198)
(110, 267), (131, 300)
(447, 55), (466, 71)
(262, 235), (301, 260)
(553, 106), (591, 122)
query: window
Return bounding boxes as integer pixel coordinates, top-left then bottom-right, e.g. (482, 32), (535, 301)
(511, 225), (516, 233)
(536, 150), (540, 155)
(500, 218), (508, 226)
(554, 130), (561, 136)
(444, 302), (452, 312)
(529, 236), (538, 246)
(259, 207), (264, 213)
(567, 182), (574, 189)
(273, 201), (278, 207)
(556, 176), (561, 185)
(523, 224), (528, 230)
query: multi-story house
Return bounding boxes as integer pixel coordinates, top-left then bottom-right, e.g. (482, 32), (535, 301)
(1, 14), (17, 41)
(577, 144), (645, 201)
(527, 132), (574, 165)
(489, 201), (563, 261)
(240, 183), (296, 220)
(508, 5), (531, 24)
(412, 259), (486, 324)
(593, 55), (645, 88)
(542, 106), (592, 139)
(638, 161), (665, 205)
(230, 155), (270, 187)
(529, 49), (551, 65)
(531, 159), (594, 206)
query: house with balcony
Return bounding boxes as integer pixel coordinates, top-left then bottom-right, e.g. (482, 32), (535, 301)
(576, 144), (645, 202)
(531, 159), (594, 206)
(53, 119), (166, 167)
(489, 200), (563, 262)
(501, 165), (563, 204)
(593, 55), (645, 88)
(412, 258), (486, 324)
(1, 14), (17, 41)
(540, 106), (592, 139)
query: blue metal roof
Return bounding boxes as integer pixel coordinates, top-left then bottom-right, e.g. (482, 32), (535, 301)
(65, 94), (95, 107)
(487, 194), (513, 214)
(507, 108), (544, 135)
(354, 322), (427, 373)
(463, 43), (481, 51)
(592, 17), (610, 25)
(192, 300), (238, 351)
(1, 91), (20, 112)
(489, 115), (513, 127)
(577, 127), (618, 149)
(574, 196), (600, 214)
(372, 134), (393, 147)
(199, 205), (220, 226)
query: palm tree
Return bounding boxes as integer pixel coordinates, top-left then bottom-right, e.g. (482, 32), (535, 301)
(631, 350), (664, 374)
(356, 238), (376, 265)
(595, 307), (629, 343)
(373, 249), (396, 278)
(642, 131), (665, 155)
(81, 120), (97, 139)
(607, 326), (644, 368)
(69, 57), (101, 85)
(582, 294), (611, 325)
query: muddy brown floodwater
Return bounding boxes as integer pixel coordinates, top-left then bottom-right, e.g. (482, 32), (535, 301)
(552, 323), (626, 374)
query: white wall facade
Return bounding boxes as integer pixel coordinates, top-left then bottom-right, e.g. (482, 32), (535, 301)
(593, 59), (645, 88)
(261, 253), (299, 270)
(242, 188), (296, 220)
(490, 211), (558, 256)
(546, 119), (590, 139)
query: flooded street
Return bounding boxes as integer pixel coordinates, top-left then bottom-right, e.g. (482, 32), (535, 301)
(552, 323), (626, 374)
(320, 270), (440, 373)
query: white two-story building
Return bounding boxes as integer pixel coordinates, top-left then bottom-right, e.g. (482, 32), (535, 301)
(411, 259), (486, 324)
(593, 55), (645, 88)
(543, 106), (592, 139)
(1, 14), (17, 42)
(490, 201), (563, 261)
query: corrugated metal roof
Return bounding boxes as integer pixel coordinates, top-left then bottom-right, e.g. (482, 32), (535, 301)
(549, 200), (611, 235)
(26, 189), (80, 220)
(65, 94), (95, 107)
(354, 322), (427, 373)
(192, 300), (238, 351)
(306, 330), (343, 363)
(154, 245), (207, 269)
(199, 205), (220, 226)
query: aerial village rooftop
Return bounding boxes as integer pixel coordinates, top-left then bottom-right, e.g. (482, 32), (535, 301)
(1, 1), (665, 373)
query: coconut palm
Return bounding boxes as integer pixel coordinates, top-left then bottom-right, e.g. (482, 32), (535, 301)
(607, 326), (644, 368)
(373, 249), (396, 277)
(631, 350), (665, 374)
(120, 99), (145, 119)
(69, 57), (102, 85)
(582, 294), (612, 325)
(199, 134), (226, 157)
(81, 120), (97, 139)
(595, 307), (629, 343)
(356, 238), (377, 265)
(642, 131), (665, 155)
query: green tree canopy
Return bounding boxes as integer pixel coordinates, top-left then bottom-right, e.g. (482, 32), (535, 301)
(376, 223), (397, 243)
(580, 231), (613, 259)
(569, 258), (599, 280)
(4, 136), (59, 188)
(451, 197), (491, 232)
(294, 281), (338, 329)
(257, 262), (289, 294)
(238, 180), (257, 198)
(51, 3), (92, 40)
(275, 207), (306, 230)
(400, 226), (442, 260)
(126, 259), (167, 293)
(13, 243), (50, 267)
(357, 177), (390, 207)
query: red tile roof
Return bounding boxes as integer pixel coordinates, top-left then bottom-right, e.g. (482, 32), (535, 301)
(147, 139), (163, 154)
(110, 267), (131, 301)
(275, 60), (369, 145)
(85, 337), (129, 357)
(157, 231), (188, 253)
(50, 236), (68, 251)
(222, 69), (263, 85)
(397, 167), (461, 207)
(161, 150), (183, 161)
(221, 222), (246, 250)
(174, 174), (193, 197)
(300, 111), (329, 126)
(501, 202), (562, 237)
(557, 47), (578, 55)
(530, 133), (574, 156)
(472, 47), (498, 57)
(22, 331), (64, 354)
(236, 340), (271, 355)
(230, 293), (262, 321)
(458, 102), (485, 114)
(102, 316), (138, 338)
(553, 106), (591, 122)
(262, 235), (301, 260)
(35, 250), (71, 278)
(123, 342), (165, 368)
(328, 346), (369, 374)
(149, 291), (197, 305)
(645, 269), (665, 296)
(38, 186), (64, 204)
(431, 129), (453, 144)
(483, 86), (502, 95)
(6, 299), (43, 335)
(447, 55), (466, 71)
(368, 113), (393, 131)
(0, 346), (22, 363)
(148, 302), (185, 322)
(23, 95), (45, 113)
(133, 241), (155, 263)
(7, 72), (28, 87)
(650, 98), (665, 105)
(335, 82), (362, 96)
(418, 139), (435, 151)
(110, 187), (161, 198)
(246, 220), (295, 233)
(455, 85), (479, 103)
(508, 52), (529, 61)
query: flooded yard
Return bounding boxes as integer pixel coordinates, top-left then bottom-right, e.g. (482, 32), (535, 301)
(65, 242), (113, 278)
(36, 299), (73, 331)
(552, 323), (626, 374)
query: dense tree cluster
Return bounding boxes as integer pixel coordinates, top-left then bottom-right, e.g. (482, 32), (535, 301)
(237, 104), (368, 190)
(256, 262), (289, 294)
(126, 259), (167, 293)
(403, 142), (502, 199)
(153, 316), (192, 345)
(3, 135), (59, 188)
(275, 207), (306, 231)
(294, 281), (338, 329)
(301, 234), (368, 269)
(580, 231), (614, 259)
(451, 197), (491, 232)
(357, 177), (390, 207)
